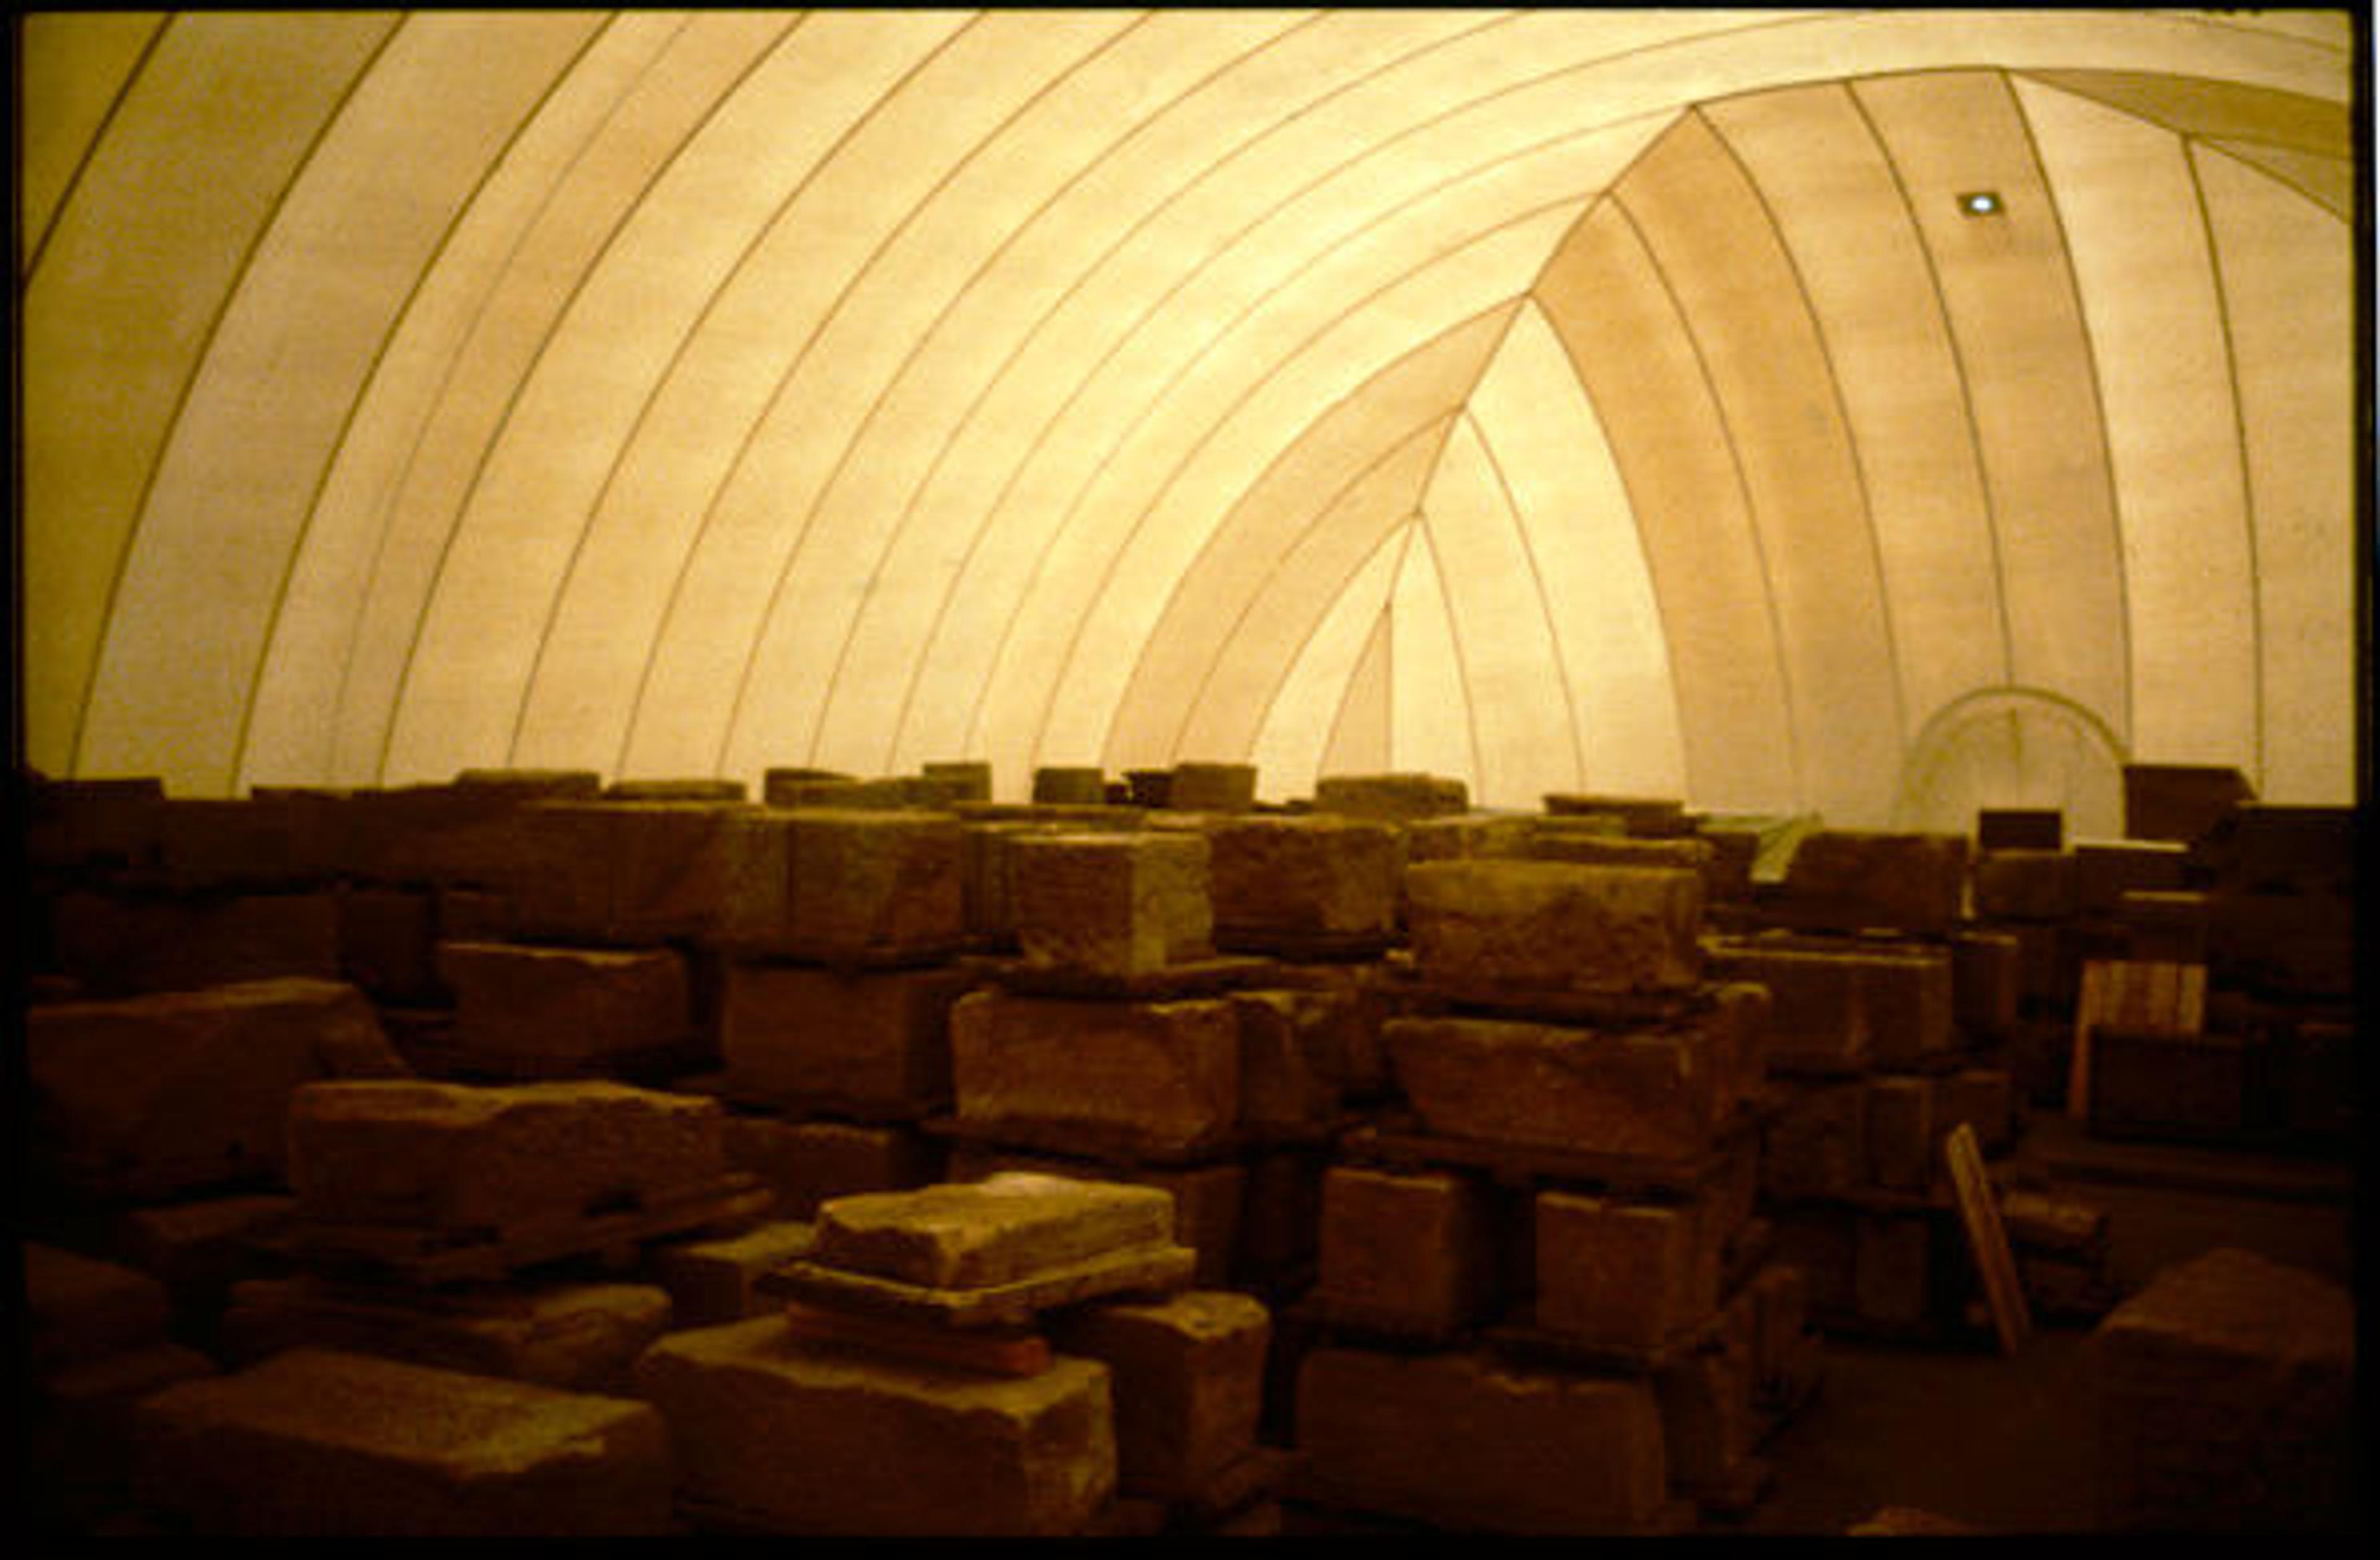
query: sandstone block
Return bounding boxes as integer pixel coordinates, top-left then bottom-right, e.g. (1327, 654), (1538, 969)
(921, 760), (995, 803)
(1294, 1346), (1670, 1533)
(1853, 946), (1954, 1067)
(1405, 858), (1703, 995)
(726, 808), (966, 963)
(1008, 831), (1212, 979)
(2092, 1248), (2353, 1532)
(2120, 763), (2254, 845)
(1311, 772), (1468, 821)
(811, 1173), (1177, 1291)
(135, 1346), (672, 1535)
(25, 775), (165, 870)
(635, 1314), (1115, 1535)
(724, 1115), (943, 1219)
(503, 800), (752, 944)
(1864, 1075), (1937, 1194)
(2193, 803), (2356, 896)
(220, 1276), (672, 1393)
(286, 1079), (728, 1232)
(1655, 1341), (1757, 1495)
(1543, 793), (1693, 837)
(338, 783), (553, 890)
(1760, 1081), (1867, 1204)
(2072, 837), (2190, 915)
(46, 888), (343, 997)
(2118, 890), (2213, 964)
(647, 1220), (819, 1327)
(451, 767), (604, 798)
(1402, 811), (1541, 865)
(24, 1244), (174, 1372)
(1707, 943), (1867, 1072)
(1976, 808), (2064, 852)
(436, 940), (692, 1071)
(951, 990), (1241, 1157)
(1972, 848), (2079, 922)
(1233, 1148), (1328, 1292)
(1168, 761), (1258, 813)
(1229, 989), (1348, 1134)
(1200, 814), (1399, 941)
(149, 793), (346, 887)
(28, 977), (407, 1199)
(603, 777), (748, 802)
(1853, 1211), (1935, 1327)
(1534, 1190), (1719, 1350)
(1780, 830), (1969, 935)
(1386, 1012), (1727, 1161)
(946, 1150), (1246, 1290)
(335, 885), (443, 1004)
(1313, 1166), (1495, 1337)
(1033, 766), (1109, 805)
(109, 1192), (298, 1328)
(1950, 930), (2022, 1039)
(1933, 1068), (2016, 1155)
(1050, 1290), (1271, 1501)
(720, 961), (971, 1114)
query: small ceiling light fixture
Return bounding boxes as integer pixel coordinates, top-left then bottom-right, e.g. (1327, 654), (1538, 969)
(1958, 190), (2004, 217)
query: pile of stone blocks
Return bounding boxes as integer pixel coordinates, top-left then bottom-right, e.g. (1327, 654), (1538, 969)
(1706, 829), (2024, 1346)
(2091, 1248), (2355, 1532)
(1285, 850), (1822, 1531)
(636, 1174), (1279, 1535)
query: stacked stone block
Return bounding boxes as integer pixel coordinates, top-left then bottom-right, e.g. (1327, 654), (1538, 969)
(1287, 852), (1820, 1531)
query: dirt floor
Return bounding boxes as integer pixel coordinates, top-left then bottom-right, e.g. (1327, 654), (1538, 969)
(1726, 1112), (2360, 1536)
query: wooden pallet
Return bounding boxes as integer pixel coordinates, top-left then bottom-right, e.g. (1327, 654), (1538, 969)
(282, 1173), (772, 1286)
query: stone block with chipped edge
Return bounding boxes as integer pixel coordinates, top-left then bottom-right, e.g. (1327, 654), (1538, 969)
(1049, 1289), (1271, 1501)
(719, 960), (972, 1113)
(811, 1173), (1177, 1292)
(1405, 858), (1703, 996)
(951, 990), (1242, 1157)
(1009, 831), (1213, 979)
(1313, 1165), (1495, 1338)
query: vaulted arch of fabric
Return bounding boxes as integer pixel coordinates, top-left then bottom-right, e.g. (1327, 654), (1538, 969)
(20, 10), (2361, 828)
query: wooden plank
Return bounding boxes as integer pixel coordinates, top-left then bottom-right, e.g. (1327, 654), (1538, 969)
(1942, 1122), (2030, 1358)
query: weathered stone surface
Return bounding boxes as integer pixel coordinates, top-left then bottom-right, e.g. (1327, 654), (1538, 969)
(1386, 1012), (1727, 1161)
(646, 1220), (818, 1328)
(1543, 793), (1693, 837)
(1863, 1076), (1937, 1194)
(2120, 763), (2254, 845)
(45, 888), (343, 997)
(286, 1079), (729, 1231)
(1534, 1190), (1718, 1350)
(602, 777), (747, 802)
(1405, 859), (1703, 995)
(436, 940), (693, 1070)
(220, 1276), (672, 1393)
(1033, 766), (1109, 805)
(921, 760), (995, 803)
(1313, 1166), (1495, 1337)
(1950, 930), (2022, 1039)
(1294, 1346), (1670, 1533)
(1977, 808), (2065, 852)
(946, 1150), (1246, 1290)
(1168, 762), (1258, 813)
(499, 800), (752, 944)
(1009, 831), (1213, 978)
(452, 767), (604, 799)
(2072, 837), (2190, 915)
(1402, 812), (1546, 866)
(951, 990), (1241, 1157)
(1311, 772), (1468, 821)
(1760, 1082), (1868, 1204)
(635, 1314), (1115, 1534)
(722, 1116), (944, 1220)
(338, 783), (554, 890)
(2208, 887), (2355, 998)
(135, 1346), (672, 1535)
(28, 978), (407, 1199)
(24, 1244), (174, 1372)
(1780, 830), (1970, 935)
(2118, 890), (2213, 964)
(1708, 940), (1950, 1071)
(812, 1173), (1176, 1290)
(27, 1338), (217, 1533)
(1051, 1290), (1270, 1501)
(725, 808), (966, 962)
(720, 961), (972, 1113)
(1234, 1148), (1328, 1293)
(1972, 848), (2079, 922)
(1265, 958), (1404, 1099)
(333, 885), (443, 1004)
(1655, 1327), (1757, 1494)
(1933, 1068), (2016, 1155)
(2092, 1248), (2354, 1532)
(109, 1192), (298, 1323)
(1199, 814), (1399, 940)
(1852, 1211), (1934, 1328)
(1229, 989), (1348, 1135)
(24, 774), (165, 870)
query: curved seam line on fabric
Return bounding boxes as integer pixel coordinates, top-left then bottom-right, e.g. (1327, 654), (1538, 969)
(1047, 198), (1580, 778)
(1458, 396), (1593, 795)
(606, 11), (974, 781)
(1284, 510), (1425, 786)
(19, 10), (172, 289)
(366, 10), (822, 783)
(741, 12), (1323, 779)
(1408, 498), (1489, 798)
(1013, 18), (1872, 775)
(1601, 183), (1807, 816)
(1317, 576), (1406, 785)
(328, 9), (731, 785)
(229, 11), (629, 794)
(871, 9), (1521, 772)
(703, 12), (1158, 778)
(68, 11), (407, 782)
(2003, 66), (2138, 757)
(1155, 404), (1465, 767)
(946, 8), (1849, 767)
(1695, 98), (1915, 770)
(1843, 76), (2018, 703)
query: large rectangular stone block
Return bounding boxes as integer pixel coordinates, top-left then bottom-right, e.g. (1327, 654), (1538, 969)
(960, 814), (1141, 943)
(1404, 858), (1704, 995)
(1971, 848), (2079, 922)
(1950, 930), (2022, 1038)
(946, 1149), (1245, 1290)
(1294, 1346), (1670, 1533)
(1228, 989), (1349, 1135)
(1760, 1081), (1867, 1204)
(646, 1219), (819, 1327)
(1708, 940), (1950, 1071)
(134, 1346), (672, 1535)
(2120, 763), (2254, 845)
(2072, 838), (2190, 915)
(28, 978), (407, 1199)
(1008, 831), (1213, 979)
(1199, 814), (1399, 941)
(811, 1173), (1177, 1291)
(723, 1116), (943, 1219)
(436, 940), (693, 1072)
(724, 808), (966, 963)
(1313, 1165), (1496, 1337)
(719, 961), (972, 1114)
(1168, 761), (1258, 813)
(1385, 1011), (1727, 1161)
(286, 1079), (729, 1232)
(502, 800), (752, 944)
(1311, 772), (1468, 821)
(951, 990), (1242, 1157)
(1779, 829), (1969, 935)
(1533, 1189), (1719, 1351)
(635, 1314), (1115, 1535)
(1049, 1290), (1271, 1501)
(1863, 1075), (1937, 1194)
(45, 888), (343, 997)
